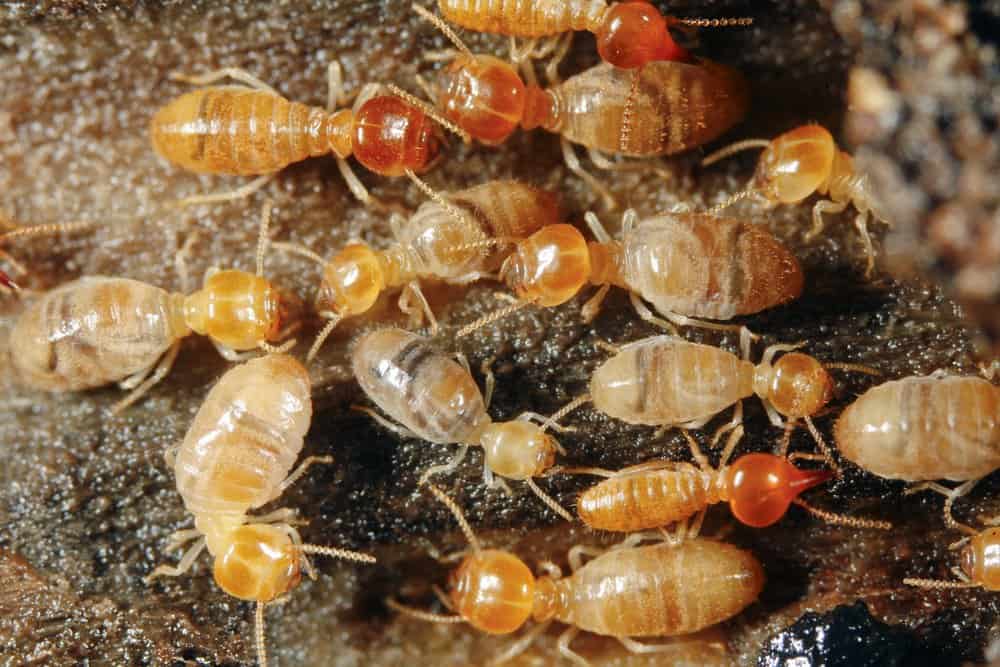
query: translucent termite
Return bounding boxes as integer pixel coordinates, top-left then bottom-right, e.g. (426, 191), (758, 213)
(9, 202), (299, 413)
(150, 63), (465, 207)
(835, 374), (1000, 482)
(388, 484), (764, 665)
(145, 354), (375, 667)
(461, 210), (803, 347)
(413, 5), (749, 207)
(702, 124), (890, 276)
(272, 180), (560, 361)
(351, 327), (571, 520)
(574, 426), (890, 532)
(905, 527), (1000, 593)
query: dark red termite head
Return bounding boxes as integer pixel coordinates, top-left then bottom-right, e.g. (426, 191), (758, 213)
(725, 453), (834, 528)
(595, 1), (691, 69)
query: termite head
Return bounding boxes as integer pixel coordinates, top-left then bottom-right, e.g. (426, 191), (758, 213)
(724, 453), (834, 527)
(479, 421), (558, 480)
(754, 352), (834, 418)
(353, 95), (441, 177)
(213, 524), (301, 603)
(752, 124), (836, 205)
(437, 54), (526, 145)
(595, 1), (690, 69)
(317, 243), (385, 317)
(962, 528), (1000, 591)
(184, 269), (284, 350)
(500, 224), (591, 307)
(449, 549), (535, 634)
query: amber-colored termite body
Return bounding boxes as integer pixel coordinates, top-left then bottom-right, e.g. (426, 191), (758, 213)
(145, 354), (374, 667)
(390, 484), (764, 664)
(906, 523), (1000, 592)
(703, 124), (889, 276)
(9, 204), (298, 413)
(836, 374), (1000, 482)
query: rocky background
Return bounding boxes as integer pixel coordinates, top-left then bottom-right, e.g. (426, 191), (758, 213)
(0, 0), (998, 665)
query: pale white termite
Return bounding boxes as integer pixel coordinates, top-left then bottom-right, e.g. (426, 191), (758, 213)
(145, 354), (375, 667)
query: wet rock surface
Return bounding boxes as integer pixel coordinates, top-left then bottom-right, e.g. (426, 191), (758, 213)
(0, 1), (997, 666)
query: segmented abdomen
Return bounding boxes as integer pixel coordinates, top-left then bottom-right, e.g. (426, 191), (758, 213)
(175, 355), (312, 518)
(578, 466), (720, 532)
(622, 214), (804, 320)
(836, 376), (1000, 481)
(556, 541), (764, 636)
(150, 87), (329, 175)
(11, 277), (185, 391)
(352, 328), (490, 444)
(589, 336), (754, 425)
(438, 0), (606, 36)
(400, 180), (558, 281)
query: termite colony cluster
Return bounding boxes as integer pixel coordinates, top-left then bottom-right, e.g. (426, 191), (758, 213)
(1, 1), (997, 664)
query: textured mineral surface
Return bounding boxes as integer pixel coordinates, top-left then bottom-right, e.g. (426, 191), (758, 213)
(1, 1), (998, 666)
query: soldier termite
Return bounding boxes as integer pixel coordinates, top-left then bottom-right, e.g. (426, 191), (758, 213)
(150, 62), (468, 208)
(460, 210), (804, 351)
(412, 5), (749, 208)
(573, 425), (891, 532)
(9, 201), (300, 414)
(701, 124), (890, 277)
(387, 483), (764, 665)
(351, 327), (572, 520)
(144, 353), (375, 667)
(271, 180), (560, 361)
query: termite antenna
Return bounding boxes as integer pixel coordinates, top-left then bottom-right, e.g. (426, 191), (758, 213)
(619, 69), (641, 153)
(295, 544), (378, 563)
(802, 415), (841, 474)
(526, 477), (573, 522)
(706, 188), (754, 215)
(387, 83), (471, 144)
(0, 219), (100, 277)
(673, 17), (755, 28)
(255, 198), (274, 278)
(411, 3), (474, 58)
(307, 312), (344, 363)
(385, 597), (465, 623)
(824, 362), (881, 376)
(903, 577), (978, 590)
(256, 601), (268, 667)
(700, 138), (771, 167)
(456, 299), (532, 338)
(403, 168), (474, 233)
(792, 498), (892, 530)
(542, 394), (591, 432)
(424, 482), (482, 553)
(269, 241), (327, 269)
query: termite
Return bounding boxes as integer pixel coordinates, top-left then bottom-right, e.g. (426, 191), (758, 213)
(388, 483), (764, 665)
(412, 5), (749, 208)
(701, 124), (890, 277)
(272, 179), (560, 361)
(351, 327), (572, 520)
(574, 425), (890, 532)
(144, 353), (376, 667)
(9, 201), (299, 413)
(460, 210), (804, 351)
(433, 0), (751, 69)
(150, 63), (467, 208)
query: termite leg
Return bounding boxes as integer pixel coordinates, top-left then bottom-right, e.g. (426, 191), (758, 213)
(618, 636), (682, 655)
(709, 401), (744, 450)
(594, 338), (622, 355)
(174, 230), (200, 294)
(170, 67), (280, 95)
(806, 198), (848, 241)
(580, 283), (611, 323)
(110, 342), (182, 416)
(162, 528), (203, 552)
(480, 357), (496, 409)
(483, 464), (513, 496)
(353, 405), (420, 439)
(336, 157), (376, 207)
(905, 479), (981, 536)
(561, 137), (616, 210)
(326, 60), (350, 111)
(556, 627), (589, 667)
(629, 292), (679, 334)
(854, 210), (877, 277)
(252, 508), (302, 525)
(717, 424), (745, 470)
(544, 32), (574, 85)
(516, 411), (575, 434)
(276, 455), (335, 496)
(418, 444), (471, 485)
(213, 340), (258, 362)
(760, 341), (806, 365)
(568, 544), (605, 572)
(583, 210), (614, 243)
(144, 537), (207, 583)
(681, 431), (712, 472)
(493, 621), (553, 666)
(172, 173), (275, 208)
(398, 280), (439, 334)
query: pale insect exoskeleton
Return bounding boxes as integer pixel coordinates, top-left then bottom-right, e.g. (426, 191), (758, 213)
(702, 123), (890, 277)
(144, 354), (375, 667)
(387, 483), (765, 665)
(411, 5), (749, 208)
(460, 210), (804, 353)
(572, 425), (891, 533)
(271, 179), (560, 362)
(8, 200), (300, 414)
(150, 60), (471, 209)
(351, 327), (572, 520)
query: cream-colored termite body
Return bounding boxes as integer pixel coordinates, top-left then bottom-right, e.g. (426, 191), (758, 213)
(388, 484), (764, 665)
(146, 354), (374, 667)
(836, 375), (1000, 482)
(351, 328), (570, 519)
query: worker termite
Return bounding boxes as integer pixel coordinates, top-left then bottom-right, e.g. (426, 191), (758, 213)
(145, 353), (376, 667)
(272, 179), (560, 361)
(701, 124), (890, 276)
(412, 5), (749, 207)
(835, 373), (1000, 483)
(150, 62), (467, 208)
(460, 210), (804, 351)
(573, 425), (891, 532)
(9, 201), (299, 413)
(351, 327), (572, 520)
(388, 483), (764, 665)
(433, 0), (751, 69)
